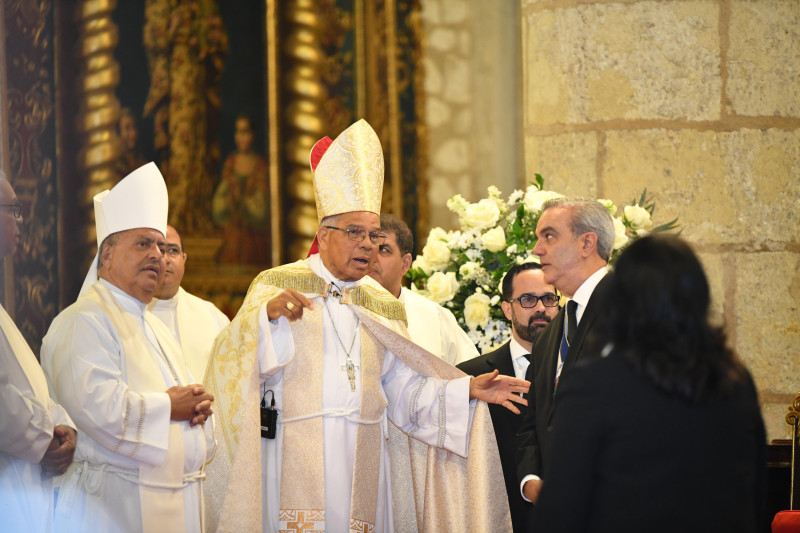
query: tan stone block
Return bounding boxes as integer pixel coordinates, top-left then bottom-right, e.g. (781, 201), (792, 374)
(442, 0), (469, 24)
(734, 252), (800, 404)
(428, 175), (460, 229)
(420, 0), (441, 24)
(432, 138), (470, 173)
(523, 133), (598, 197)
(423, 57), (442, 94)
(442, 56), (471, 104)
(603, 129), (737, 245)
(426, 97), (451, 129)
(428, 28), (457, 52)
(522, 10), (569, 126)
(761, 402), (794, 442)
(523, 2), (720, 123)
(728, 0), (800, 117)
(721, 129), (800, 244)
(696, 251), (726, 326)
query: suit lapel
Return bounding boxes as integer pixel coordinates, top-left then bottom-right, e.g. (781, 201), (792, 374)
(486, 343), (515, 377)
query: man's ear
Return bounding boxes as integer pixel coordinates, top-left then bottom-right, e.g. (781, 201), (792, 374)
(316, 227), (329, 250)
(580, 232), (598, 258)
(100, 242), (114, 267)
(501, 300), (513, 321)
(401, 253), (412, 277)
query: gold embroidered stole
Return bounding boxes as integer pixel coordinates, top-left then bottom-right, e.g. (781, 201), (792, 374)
(278, 306), (386, 533)
(85, 283), (190, 533)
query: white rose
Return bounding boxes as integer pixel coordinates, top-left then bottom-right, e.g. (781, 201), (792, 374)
(427, 226), (449, 242)
(426, 272), (459, 304)
(481, 226), (507, 252)
(464, 292), (492, 331)
(523, 188), (563, 213)
(598, 199), (617, 216)
(411, 256), (433, 275)
(506, 243), (518, 255)
(462, 198), (501, 230)
(612, 216), (629, 250)
(421, 240), (451, 270)
(623, 205), (653, 230)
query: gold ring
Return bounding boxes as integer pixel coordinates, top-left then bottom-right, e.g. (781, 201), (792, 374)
(286, 301), (295, 311)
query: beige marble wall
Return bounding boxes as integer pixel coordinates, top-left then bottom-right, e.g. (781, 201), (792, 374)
(420, 0), (524, 231)
(521, 0), (800, 440)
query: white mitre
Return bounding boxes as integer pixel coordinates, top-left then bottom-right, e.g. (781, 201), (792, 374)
(78, 162), (168, 297)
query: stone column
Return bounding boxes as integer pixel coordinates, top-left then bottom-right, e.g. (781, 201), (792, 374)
(521, 0), (800, 440)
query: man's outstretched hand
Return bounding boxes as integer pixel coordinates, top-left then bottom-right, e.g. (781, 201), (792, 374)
(469, 370), (530, 414)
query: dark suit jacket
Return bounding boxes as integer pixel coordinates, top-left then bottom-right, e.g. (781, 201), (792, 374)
(533, 352), (766, 533)
(458, 342), (530, 533)
(516, 274), (612, 486)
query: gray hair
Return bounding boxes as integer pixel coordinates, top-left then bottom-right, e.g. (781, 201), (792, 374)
(97, 232), (121, 269)
(541, 197), (615, 261)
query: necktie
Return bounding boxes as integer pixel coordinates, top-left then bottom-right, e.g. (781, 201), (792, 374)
(566, 300), (578, 346)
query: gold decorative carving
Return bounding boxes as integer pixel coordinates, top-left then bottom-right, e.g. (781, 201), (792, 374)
(74, 0), (121, 252)
(283, 0), (327, 260)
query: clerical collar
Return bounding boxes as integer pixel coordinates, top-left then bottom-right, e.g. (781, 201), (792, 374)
(308, 254), (362, 291)
(99, 278), (148, 316)
(149, 291), (179, 312)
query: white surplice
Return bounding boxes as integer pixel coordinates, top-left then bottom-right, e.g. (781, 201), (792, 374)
(0, 303), (74, 533)
(149, 286), (230, 381)
(257, 255), (475, 533)
(41, 280), (213, 533)
(400, 287), (480, 367)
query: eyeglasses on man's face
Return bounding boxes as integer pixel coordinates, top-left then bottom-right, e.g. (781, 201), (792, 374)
(508, 293), (560, 308)
(0, 200), (21, 219)
(324, 225), (387, 246)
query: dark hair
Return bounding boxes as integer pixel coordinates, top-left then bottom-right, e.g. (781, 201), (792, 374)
(379, 214), (414, 256)
(168, 225), (184, 252)
(601, 235), (746, 403)
(502, 262), (543, 301)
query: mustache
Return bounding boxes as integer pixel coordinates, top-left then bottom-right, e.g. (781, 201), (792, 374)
(528, 311), (552, 326)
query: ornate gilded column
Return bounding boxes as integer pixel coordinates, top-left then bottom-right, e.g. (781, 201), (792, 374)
(75, 0), (121, 252)
(283, 0), (327, 260)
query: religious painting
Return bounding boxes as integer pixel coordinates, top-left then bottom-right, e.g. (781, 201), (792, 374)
(107, 0), (280, 316)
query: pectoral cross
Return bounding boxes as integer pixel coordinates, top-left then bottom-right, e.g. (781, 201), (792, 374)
(341, 357), (359, 391)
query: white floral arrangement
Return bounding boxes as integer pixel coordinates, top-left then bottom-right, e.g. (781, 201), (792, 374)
(407, 175), (679, 353)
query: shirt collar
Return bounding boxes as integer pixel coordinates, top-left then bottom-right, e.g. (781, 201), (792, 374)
(569, 266), (608, 323)
(100, 278), (149, 316)
(308, 254), (363, 290)
(509, 337), (530, 361)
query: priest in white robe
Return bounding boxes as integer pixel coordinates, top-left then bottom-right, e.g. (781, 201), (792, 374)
(369, 213), (480, 366)
(0, 175), (77, 532)
(204, 120), (525, 533)
(149, 225), (230, 380)
(41, 163), (216, 533)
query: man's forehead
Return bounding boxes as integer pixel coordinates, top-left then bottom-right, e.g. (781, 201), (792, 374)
(338, 211), (380, 228)
(120, 227), (166, 241)
(513, 269), (555, 295)
(537, 206), (571, 231)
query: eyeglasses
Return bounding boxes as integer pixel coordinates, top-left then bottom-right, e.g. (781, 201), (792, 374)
(0, 201), (21, 219)
(324, 225), (387, 245)
(508, 293), (560, 308)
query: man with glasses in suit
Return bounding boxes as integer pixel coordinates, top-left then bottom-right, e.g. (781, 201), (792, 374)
(458, 262), (559, 532)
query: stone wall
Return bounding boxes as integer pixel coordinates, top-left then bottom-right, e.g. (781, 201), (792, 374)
(420, 0), (524, 232)
(521, 0), (800, 440)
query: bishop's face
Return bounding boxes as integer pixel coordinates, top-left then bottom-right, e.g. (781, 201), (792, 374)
(318, 211), (380, 282)
(100, 228), (166, 303)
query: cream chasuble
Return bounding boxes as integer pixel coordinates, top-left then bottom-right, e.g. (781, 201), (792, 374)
(205, 256), (511, 533)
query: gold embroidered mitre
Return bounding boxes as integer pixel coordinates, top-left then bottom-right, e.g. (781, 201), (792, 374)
(310, 119), (384, 223)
